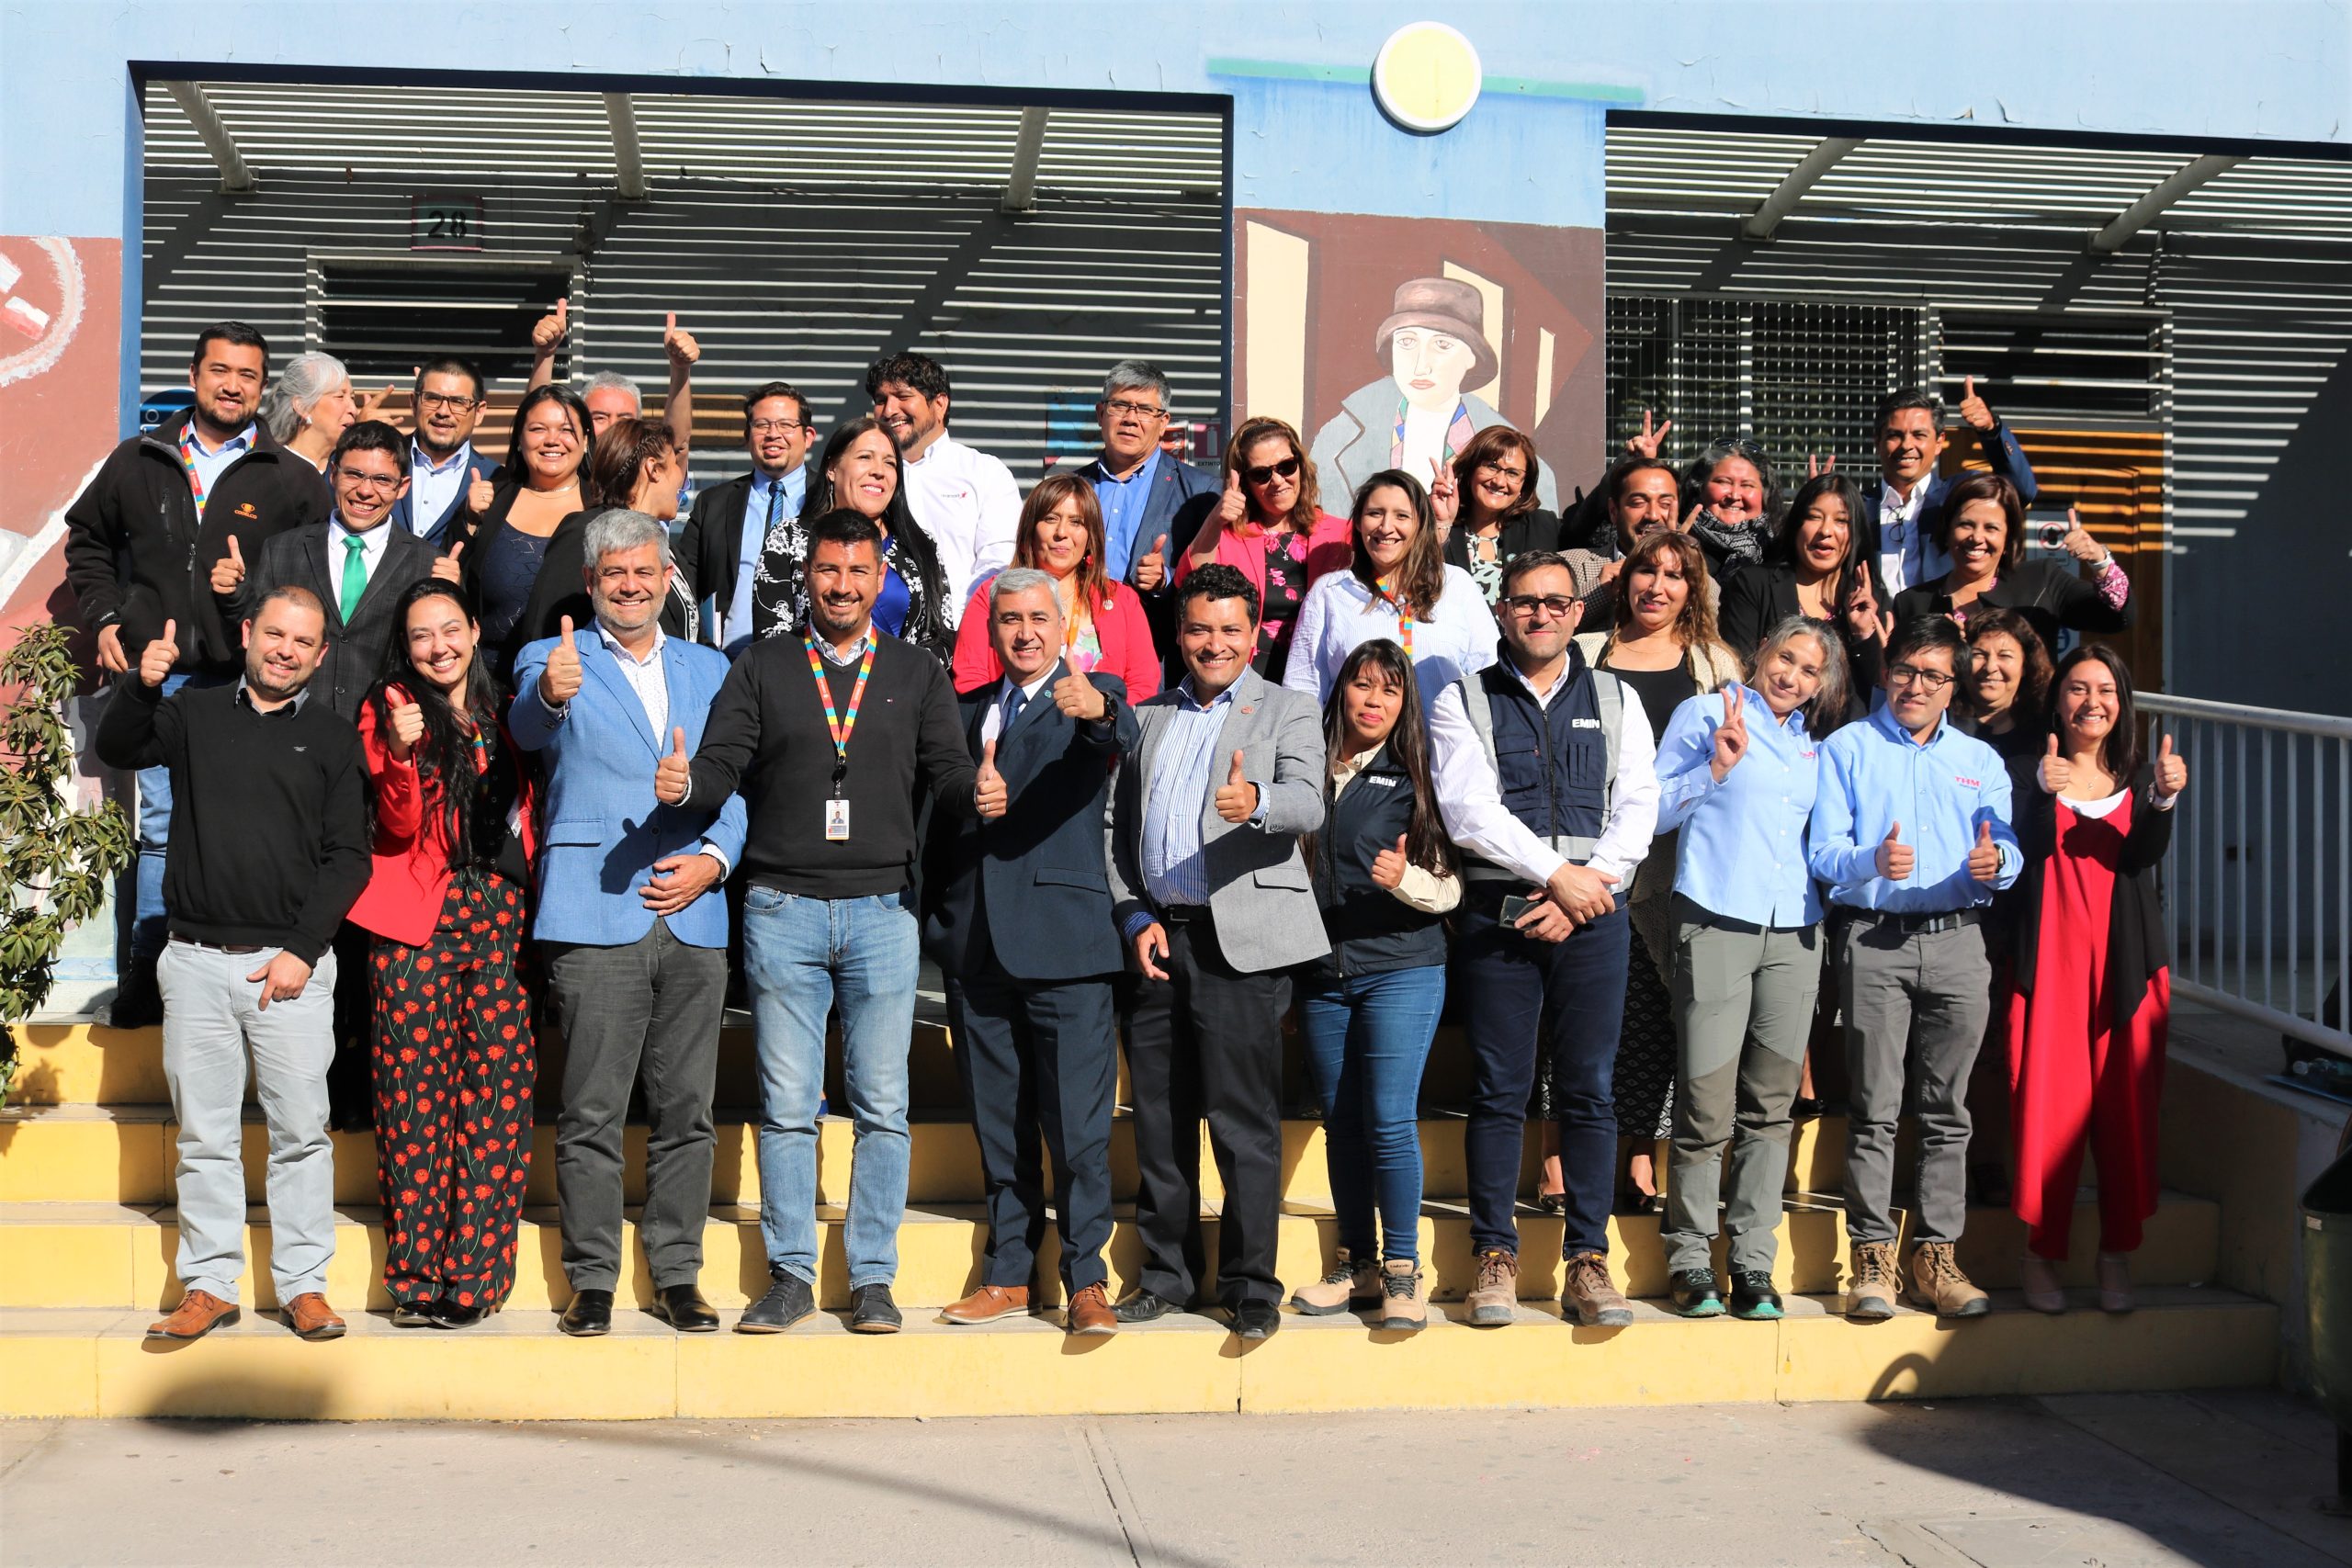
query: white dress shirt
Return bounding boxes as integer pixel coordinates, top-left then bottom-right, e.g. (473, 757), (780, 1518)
(328, 514), (392, 604)
(901, 432), (1023, 626)
(1874, 474), (1949, 594)
(594, 620), (729, 874)
(1282, 564), (1500, 710)
(979, 667), (1055, 748)
(407, 440), (477, 534)
(1428, 659), (1660, 886)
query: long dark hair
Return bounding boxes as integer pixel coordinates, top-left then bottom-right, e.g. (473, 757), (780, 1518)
(1775, 471), (1871, 612)
(363, 580), (517, 870)
(2047, 643), (2143, 782)
(1014, 470), (1113, 617)
(804, 415), (947, 649)
(504, 385), (594, 487)
(1348, 469), (1446, 620)
(1450, 424), (1542, 529)
(1304, 638), (1453, 878)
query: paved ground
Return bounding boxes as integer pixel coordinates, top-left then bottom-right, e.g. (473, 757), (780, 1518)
(4, 1391), (2346, 1566)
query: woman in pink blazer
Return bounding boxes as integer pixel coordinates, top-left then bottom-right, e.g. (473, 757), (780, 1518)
(953, 471), (1161, 698)
(1171, 414), (1352, 680)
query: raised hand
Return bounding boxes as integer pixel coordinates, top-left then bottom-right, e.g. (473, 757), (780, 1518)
(466, 464), (494, 514)
(663, 311), (700, 370)
(2154, 732), (2188, 798)
(245, 951), (313, 1010)
(2058, 506), (2106, 564)
(384, 687), (425, 761)
(1967, 819), (2002, 883)
(1708, 685), (1748, 781)
(431, 538), (465, 584)
(1807, 451), (1837, 479)
(1843, 570), (1885, 644)
(653, 726), (692, 806)
(1874, 821), (1914, 882)
(532, 297), (570, 354)
(1626, 409), (1673, 460)
(1369, 834), (1409, 890)
(136, 620), (178, 688)
(1134, 921), (1170, 981)
(1133, 533), (1169, 592)
(1216, 467), (1248, 529)
(356, 382), (399, 423)
(209, 535), (246, 596)
(1958, 374), (1996, 432)
(975, 739), (1009, 819)
(95, 624), (129, 675)
(1428, 457), (1459, 528)
(539, 615), (582, 706)
(1213, 750), (1257, 824)
(1053, 668), (1109, 721)
(2037, 733), (2074, 795)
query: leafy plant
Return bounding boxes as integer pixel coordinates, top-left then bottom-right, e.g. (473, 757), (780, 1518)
(2, 624), (133, 1104)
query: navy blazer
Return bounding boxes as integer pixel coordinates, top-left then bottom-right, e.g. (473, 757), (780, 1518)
(390, 442), (487, 551)
(920, 663), (1136, 983)
(1857, 423), (2040, 585)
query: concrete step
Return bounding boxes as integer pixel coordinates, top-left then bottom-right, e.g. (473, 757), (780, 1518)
(0, 1190), (2221, 1313)
(0, 1287), (2281, 1421)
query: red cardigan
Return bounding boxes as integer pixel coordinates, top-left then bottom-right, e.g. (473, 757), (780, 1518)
(951, 575), (1162, 700)
(1170, 509), (1354, 609)
(347, 696), (540, 947)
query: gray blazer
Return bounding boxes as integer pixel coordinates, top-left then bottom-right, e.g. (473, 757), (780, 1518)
(1109, 666), (1331, 974)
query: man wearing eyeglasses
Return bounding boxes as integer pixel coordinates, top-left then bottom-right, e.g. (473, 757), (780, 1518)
(1077, 360), (1221, 675)
(1809, 614), (2019, 1323)
(394, 356), (492, 550)
(679, 382), (816, 659)
(1427, 550), (1660, 1332)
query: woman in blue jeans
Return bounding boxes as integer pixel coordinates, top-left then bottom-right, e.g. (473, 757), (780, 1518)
(1288, 638), (1460, 1331)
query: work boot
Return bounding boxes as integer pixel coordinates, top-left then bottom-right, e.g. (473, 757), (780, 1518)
(1668, 1268), (1725, 1318)
(1847, 1241), (1899, 1321)
(1375, 1258), (1427, 1332)
(104, 961), (163, 1032)
(1905, 1241), (1990, 1318)
(1288, 1247), (1379, 1315)
(1465, 1247), (1519, 1327)
(1562, 1251), (1634, 1327)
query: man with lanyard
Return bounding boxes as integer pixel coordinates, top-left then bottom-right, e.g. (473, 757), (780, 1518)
(65, 321), (328, 1028)
(677, 381), (813, 658)
(658, 509), (981, 1335)
(392, 355), (493, 550)
(1810, 614), (2019, 1320)
(1427, 550), (1659, 1330)
(1862, 380), (2039, 595)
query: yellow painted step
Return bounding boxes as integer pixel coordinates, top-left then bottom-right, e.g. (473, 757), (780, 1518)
(0, 1286), (2279, 1421)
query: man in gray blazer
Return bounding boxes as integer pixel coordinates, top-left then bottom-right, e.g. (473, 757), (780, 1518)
(1108, 562), (1329, 1340)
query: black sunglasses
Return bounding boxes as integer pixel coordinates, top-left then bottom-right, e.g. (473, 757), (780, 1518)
(1243, 456), (1302, 487)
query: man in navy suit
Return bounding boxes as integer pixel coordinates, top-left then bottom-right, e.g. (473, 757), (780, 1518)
(391, 356), (493, 551)
(1860, 381), (2039, 595)
(1074, 359), (1221, 663)
(922, 568), (1139, 1335)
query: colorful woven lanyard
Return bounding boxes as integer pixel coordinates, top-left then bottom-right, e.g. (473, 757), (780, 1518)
(1376, 577), (1414, 658)
(803, 634), (876, 785)
(177, 430), (213, 520)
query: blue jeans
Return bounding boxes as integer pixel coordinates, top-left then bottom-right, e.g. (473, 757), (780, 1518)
(130, 671), (219, 964)
(742, 887), (918, 1289)
(1297, 964), (1445, 1264)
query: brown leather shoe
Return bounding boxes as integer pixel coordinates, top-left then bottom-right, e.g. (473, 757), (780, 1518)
(1066, 1281), (1116, 1336)
(937, 1283), (1029, 1325)
(284, 1292), (347, 1341)
(146, 1289), (240, 1341)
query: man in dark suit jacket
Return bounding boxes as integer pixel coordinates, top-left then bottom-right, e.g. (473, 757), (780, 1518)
(676, 380), (815, 657)
(389, 355), (493, 551)
(1073, 361), (1222, 665)
(1860, 381), (2039, 595)
(922, 567), (1138, 1336)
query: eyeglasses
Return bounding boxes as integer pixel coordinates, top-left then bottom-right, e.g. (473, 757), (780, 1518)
(416, 392), (481, 412)
(749, 418), (810, 434)
(1502, 593), (1577, 619)
(1886, 663), (1956, 692)
(1243, 456), (1302, 487)
(1476, 463), (1526, 482)
(336, 468), (403, 492)
(1102, 398), (1164, 420)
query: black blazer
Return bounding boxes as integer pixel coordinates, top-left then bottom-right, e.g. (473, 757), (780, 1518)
(1442, 507), (1563, 588)
(674, 471), (765, 642)
(920, 664), (1137, 983)
(241, 521), (438, 720)
(1715, 558), (1887, 718)
(1891, 558), (2132, 655)
(2007, 759), (2175, 1034)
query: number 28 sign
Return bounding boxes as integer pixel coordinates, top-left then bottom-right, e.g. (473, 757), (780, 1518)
(412, 196), (484, 252)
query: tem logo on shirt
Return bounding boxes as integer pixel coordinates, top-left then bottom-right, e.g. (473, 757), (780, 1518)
(1955, 775), (1981, 788)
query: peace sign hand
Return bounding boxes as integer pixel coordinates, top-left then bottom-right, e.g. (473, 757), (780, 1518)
(1428, 457), (1459, 528)
(1626, 409), (1673, 460)
(1708, 685), (1748, 781)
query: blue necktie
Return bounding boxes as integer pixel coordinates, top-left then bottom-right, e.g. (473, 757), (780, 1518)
(1002, 685), (1028, 733)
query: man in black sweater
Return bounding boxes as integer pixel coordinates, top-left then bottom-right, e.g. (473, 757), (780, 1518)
(656, 510), (979, 1335)
(95, 586), (370, 1346)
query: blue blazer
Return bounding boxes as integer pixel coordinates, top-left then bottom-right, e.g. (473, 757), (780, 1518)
(920, 665), (1136, 982)
(508, 627), (747, 949)
(1856, 422), (2040, 570)
(389, 442), (486, 551)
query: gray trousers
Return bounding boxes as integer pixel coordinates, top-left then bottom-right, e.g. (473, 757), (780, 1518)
(544, 920), (728, 1292)
(157, 940), (338, 1303)
(1837, 914), (1993, 1247)
(1661, 910), (1821, 1276)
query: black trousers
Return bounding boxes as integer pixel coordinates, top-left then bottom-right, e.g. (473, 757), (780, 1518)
(948, 963), (1118, 1293)
(1121, 914), (1290, 1308)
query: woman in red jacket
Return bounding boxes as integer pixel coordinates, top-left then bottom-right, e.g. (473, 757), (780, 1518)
(1171, 415), (1353, 680)
(951, 470), (1161, 698)
(348, 580), (541, 1329)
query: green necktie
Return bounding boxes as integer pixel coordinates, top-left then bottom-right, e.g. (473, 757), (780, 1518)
(339, 535), (368, 622)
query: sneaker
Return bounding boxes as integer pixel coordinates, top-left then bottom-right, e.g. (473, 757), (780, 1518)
(1905, 1241), (1990, 1318)
(1847, 1241), (1898, 1321)
(1668, 1268), (1724, 1318)
(2020, 1253), (2066, 1314)
(1290, 1247), (1381, 1315)
(2096, 1251), (2134, 1314)
(736, 1272), (816, 1334)
(849, 1282), (903, 1334)
(1562, 1252), (1634, 1327)
(1376, 1258), (1427, 1332)
(1728, 1270), (1783, 1320)
(1465, 1247), (1519, 1327)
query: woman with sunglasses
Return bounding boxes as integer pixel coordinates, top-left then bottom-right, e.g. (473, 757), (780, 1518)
(1282, 469), (1499, 709)
(950, 471), (1159, 699)
(1172, 415), (1353, 679)
(1718, 471), (1889, 724)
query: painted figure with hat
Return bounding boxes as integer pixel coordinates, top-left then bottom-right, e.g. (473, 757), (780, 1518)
(1309, 276), (1560, 516)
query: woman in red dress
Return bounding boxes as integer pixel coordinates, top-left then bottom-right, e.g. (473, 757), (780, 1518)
(950, 471), (1160, 699)
(2006, 644), (2188, 1314)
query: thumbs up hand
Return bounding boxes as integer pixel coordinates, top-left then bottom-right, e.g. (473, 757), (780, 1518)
(2037, 732), (2073, 796)
(1214, 749), (1258, 824)
(209, 535), (246, 596)
(2154, 731), (2188, 799)
(1216, 467), (1249, 530)
(384, 686), (424, 761)
(663, 310), (700, 370)
(1967, 819), (2002, 883)
(466, 464), (494, 514)
(1053, 667), (1109, 721)
(431, 538), (465, 584)
(975, 739), (1009, 819)
(137, 620), (179, 688)
(1370, 833), (1409, 890)
(1708, 684), (1749, 781)
(1134, 533), (1169, 592)
(1958, 374), (1996, 432)
(532, 297), (570, 352)
(1874, 821), (1914, 882)
(539, 615), (582, 706)
(654, 726), (692, 805)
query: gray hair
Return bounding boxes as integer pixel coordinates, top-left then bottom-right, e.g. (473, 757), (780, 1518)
(1102, 359), (1172, 414)
(989, 566), (1060, 616)
(582, 507), (672, 571)
(578, 370), (643, 412)
(260, 351), (350, 442)
(1749, 614), (1850, 727)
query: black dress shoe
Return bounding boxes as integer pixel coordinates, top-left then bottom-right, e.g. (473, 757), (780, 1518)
(649, 1284), (720, 1333)
(1231, 1300), (1281, 1340)
(426, 1297), (494, 1330)
(388, 1303), (435, 1328)
(559, 1289), (614, 1337)
(736, 1273), (815, 1335)
(849, 1283), (902, 1334)
(1668, 1269), (1725, 1318)
(1728, 1270), (1784, 1321)
(1113, 1291), (1179, 1325)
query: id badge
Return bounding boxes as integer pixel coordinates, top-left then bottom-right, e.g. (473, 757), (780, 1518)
(824, 796), (852, 842)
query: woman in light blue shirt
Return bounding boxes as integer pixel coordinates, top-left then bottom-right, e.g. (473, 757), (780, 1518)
(1649, 615), (1849, 1322)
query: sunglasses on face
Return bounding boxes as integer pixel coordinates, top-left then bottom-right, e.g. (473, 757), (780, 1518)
(1244, 456), (1302, 487)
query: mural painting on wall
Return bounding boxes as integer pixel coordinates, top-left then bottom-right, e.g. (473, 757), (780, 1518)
(0, 237), (119, 662)
(1238, 211), (1602, 513)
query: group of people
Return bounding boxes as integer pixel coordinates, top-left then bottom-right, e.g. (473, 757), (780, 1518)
(65, 312), (2174, 1346)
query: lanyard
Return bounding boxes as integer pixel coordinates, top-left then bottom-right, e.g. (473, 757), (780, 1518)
(804, 634), (876, 790)
(1376, 577), (1414, 658)
(177, 431), (216, 520)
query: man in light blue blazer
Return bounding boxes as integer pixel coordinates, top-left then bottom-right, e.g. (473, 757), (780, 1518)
(510, 509), (746, 1341)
